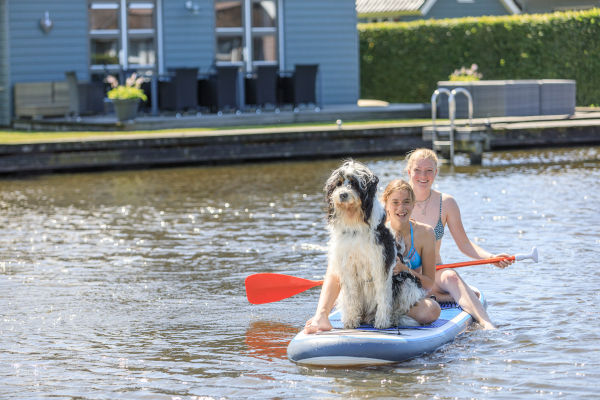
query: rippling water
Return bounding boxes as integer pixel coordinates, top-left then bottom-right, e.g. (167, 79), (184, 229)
(1, 146), (599, 399)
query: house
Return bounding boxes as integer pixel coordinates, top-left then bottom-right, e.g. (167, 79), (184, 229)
(356, 0), (522, 23)
(515, 0), (600, 13)
(356, 0), (600, 23)
(0, 0), (360, 127)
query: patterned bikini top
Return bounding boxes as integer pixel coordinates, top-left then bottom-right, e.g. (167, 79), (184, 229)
(434, 196), (445, 241)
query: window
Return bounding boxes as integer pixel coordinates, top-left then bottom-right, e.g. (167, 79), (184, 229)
(251, 0), (277, 63)
(89, 0), (157, 72)
(215, 1), (244, 63)
(215, 0), (277, 71)
(89, 2), (120, 65)
(127, 2), (156, 66)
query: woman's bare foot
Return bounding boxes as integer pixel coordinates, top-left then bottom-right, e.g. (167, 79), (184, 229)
(479, 320), (497, 330)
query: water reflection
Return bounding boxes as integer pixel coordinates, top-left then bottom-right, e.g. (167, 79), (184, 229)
(1, 147), (599, 398)
(245, 321), (298, 361)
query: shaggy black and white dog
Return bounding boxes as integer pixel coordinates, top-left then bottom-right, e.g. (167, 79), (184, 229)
(325, 159), (426, 329)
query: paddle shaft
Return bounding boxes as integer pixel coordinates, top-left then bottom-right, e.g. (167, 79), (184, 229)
(436, 255), (513, 270)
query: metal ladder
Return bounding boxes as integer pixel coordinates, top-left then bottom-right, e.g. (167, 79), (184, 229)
(430, 88), (473, 165)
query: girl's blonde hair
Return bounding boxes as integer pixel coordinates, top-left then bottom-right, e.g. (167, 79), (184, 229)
(404, 148), (439, 173)
(382, 179), (415, 205)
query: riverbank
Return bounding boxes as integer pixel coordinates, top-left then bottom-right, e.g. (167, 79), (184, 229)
(2, 107), (600, 175)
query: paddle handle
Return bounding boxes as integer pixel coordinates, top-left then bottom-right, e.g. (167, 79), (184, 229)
(515, 247), (538, 262)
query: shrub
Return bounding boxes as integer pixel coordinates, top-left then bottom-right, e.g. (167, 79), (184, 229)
(359, 9), (600, 106)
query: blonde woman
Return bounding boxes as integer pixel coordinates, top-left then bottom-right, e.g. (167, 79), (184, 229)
(404, 148), (514, 329)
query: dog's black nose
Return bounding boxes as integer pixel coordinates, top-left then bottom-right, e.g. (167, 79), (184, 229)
(339, 192), (348, 201)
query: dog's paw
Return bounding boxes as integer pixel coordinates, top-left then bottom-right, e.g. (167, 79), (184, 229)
(373, 321), (391, 329)
(342, 315), (361, 329)
(374, 314), (391, 329)
(342, 317), (360, 329)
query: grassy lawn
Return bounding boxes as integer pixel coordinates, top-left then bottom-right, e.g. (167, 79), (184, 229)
(0, 119), (432, 144)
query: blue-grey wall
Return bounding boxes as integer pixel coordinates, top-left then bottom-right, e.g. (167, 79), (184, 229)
(8, 0), (90, 83)
(162, 0), (215, 73)
(284, 0), (359, 105)
(427, 0), (510, 19)
(1, 0), (9, 126)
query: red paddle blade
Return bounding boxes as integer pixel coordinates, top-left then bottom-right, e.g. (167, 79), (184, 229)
(245, 273), (323, 305)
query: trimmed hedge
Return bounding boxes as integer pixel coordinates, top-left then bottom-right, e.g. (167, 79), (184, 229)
(359, 9), (600, 106)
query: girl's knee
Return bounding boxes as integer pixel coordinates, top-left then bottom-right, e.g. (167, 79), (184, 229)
(438, 269), (460, 285)
(420, 298), (441, 325)
(428, 300), (441, 323)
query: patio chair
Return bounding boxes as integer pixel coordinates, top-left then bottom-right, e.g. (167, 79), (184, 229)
(292, 64), (318, 106)
(158, 67), (199, 112)
(245, 65), (278, 109)
(65, 71), (105, 116)
(277, 64), (318, 108)
(207, 66), (240, 112)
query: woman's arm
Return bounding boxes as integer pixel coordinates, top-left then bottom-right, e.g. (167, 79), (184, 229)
(445, 195), (513, 268)
(304, 270), (341, 333)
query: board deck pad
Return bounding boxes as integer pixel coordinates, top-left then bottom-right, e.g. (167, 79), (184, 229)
(329, 302), (462, 331)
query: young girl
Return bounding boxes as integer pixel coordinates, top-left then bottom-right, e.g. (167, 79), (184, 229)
(405, 148), (514, 329)
(382, 179), (437, 292)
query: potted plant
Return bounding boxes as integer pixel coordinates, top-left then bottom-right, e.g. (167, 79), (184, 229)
(448, 64), (483, 82)
(105, 74), (148, 121)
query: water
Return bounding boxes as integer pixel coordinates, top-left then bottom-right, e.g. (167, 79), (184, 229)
(1, 146), (599, 399)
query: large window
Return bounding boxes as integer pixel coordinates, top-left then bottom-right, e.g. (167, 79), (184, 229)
(251, 0), (276, 62)
(89, 0), (157, 73)
(215, 0), (277, 71)
(215, 1), (244, 63)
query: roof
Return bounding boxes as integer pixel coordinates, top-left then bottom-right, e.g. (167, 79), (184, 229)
(356, 0), (522, 18)
(356, 0), (425, 17)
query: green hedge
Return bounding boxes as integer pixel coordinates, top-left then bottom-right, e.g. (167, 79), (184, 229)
(359, 9), (600, 106)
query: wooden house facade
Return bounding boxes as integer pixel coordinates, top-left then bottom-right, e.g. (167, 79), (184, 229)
(0, 0), (360, 126)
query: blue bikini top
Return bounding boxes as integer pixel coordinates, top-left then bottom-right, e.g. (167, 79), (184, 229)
(404, 222), (422, 270)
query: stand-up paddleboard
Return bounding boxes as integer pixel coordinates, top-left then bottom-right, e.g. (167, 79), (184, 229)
(287, 288), (485, 366)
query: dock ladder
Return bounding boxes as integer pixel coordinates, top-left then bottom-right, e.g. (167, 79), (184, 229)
(424, 88), (490, 165)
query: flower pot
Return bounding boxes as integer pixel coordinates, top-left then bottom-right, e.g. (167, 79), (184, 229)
(112, 98), (140, 121)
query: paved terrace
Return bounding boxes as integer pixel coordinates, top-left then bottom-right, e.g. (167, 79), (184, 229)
(3, 104), (600, 175)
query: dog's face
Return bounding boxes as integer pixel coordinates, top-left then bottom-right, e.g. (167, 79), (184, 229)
(325, 160), (379, 226)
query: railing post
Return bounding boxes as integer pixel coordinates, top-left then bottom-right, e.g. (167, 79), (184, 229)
(448, 92), (455, 165)
(450, 88), (473, 126)
(151, 72), (159, 116)
(431, 88), (451, 132)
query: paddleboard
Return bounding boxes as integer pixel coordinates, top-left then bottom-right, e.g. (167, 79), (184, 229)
(287, 288), (486, 366)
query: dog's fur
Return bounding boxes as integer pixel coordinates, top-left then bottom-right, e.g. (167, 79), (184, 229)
(325, 159), (426, 329)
